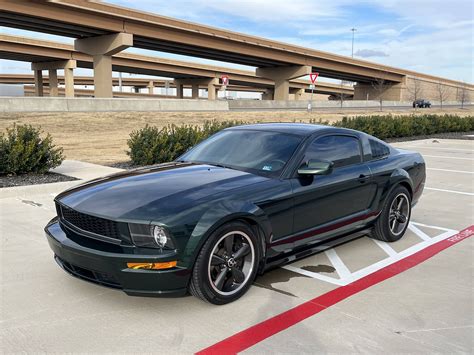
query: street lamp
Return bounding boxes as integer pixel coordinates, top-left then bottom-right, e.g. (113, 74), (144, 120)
(351, 28), (357, 58)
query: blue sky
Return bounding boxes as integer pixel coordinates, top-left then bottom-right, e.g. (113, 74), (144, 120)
(1, 0), (473, 83)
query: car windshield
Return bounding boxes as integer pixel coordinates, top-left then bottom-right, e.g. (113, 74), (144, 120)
(178, 129), (303, 177)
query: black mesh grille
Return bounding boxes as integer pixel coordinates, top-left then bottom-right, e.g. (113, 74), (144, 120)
(59, 204), (121, 240)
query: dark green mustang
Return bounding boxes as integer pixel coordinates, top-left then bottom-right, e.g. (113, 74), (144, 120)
(45, 123), (425, 304)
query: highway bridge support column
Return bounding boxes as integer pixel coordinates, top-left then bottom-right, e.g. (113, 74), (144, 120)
(48, 70), (58, 96)
(191, 84), (199, 99)
(75, 33), (133, 98)
(33, 70), (43, 97)
(174, 78), (218, 100)
(147, 81), (154, 95)
(207, 79), (219, 100)
(175, 82), (184, 98)
(32, 60), (77, 97)
(256, 66), (311, 100)
(291, 88), (305, 100)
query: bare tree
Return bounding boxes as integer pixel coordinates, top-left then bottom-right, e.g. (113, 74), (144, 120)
(437, 82), (450, 109)
(337, 80), (351, 108)
(406, 76), (423, 109)
(371, 74), (388, 112)
(457, 82), (470, 109)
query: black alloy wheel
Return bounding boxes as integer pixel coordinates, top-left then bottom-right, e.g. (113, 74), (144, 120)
(189, 221), (259, 304)
(371, 185), (412, 242)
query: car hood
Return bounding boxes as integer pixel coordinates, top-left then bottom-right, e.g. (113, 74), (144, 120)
(56, 162), (268, 221)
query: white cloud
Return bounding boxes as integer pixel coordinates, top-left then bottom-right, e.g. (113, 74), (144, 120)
(355, 49), (389, 58)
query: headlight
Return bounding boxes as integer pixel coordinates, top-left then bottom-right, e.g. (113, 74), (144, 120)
(129, 223), (175, 249)
(152, 225), (168, 248)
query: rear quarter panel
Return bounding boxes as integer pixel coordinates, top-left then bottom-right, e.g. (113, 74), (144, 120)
(367, 147), (425, 213)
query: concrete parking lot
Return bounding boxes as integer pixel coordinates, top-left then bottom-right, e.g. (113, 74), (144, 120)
(1, 138), (472, 354)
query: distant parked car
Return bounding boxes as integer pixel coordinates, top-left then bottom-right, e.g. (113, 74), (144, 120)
(413, 99), (431, 108)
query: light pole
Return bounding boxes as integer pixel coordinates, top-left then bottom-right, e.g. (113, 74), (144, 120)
(351, 28), (357, 58)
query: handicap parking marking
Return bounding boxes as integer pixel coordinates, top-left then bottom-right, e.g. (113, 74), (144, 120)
(281, 222), (458, 287)
(198, 225), (474, 354)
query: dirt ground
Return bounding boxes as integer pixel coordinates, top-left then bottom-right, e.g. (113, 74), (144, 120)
(0, 108), (472, 164)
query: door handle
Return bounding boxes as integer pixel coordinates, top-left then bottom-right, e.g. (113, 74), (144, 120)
(358, 174), (370, 183)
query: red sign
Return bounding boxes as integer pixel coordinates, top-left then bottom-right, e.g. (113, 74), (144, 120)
(221, 75), (229, 86)
(310, 72), (319, 83)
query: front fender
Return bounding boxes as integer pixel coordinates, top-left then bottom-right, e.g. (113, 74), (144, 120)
(181, 199), (272, 268)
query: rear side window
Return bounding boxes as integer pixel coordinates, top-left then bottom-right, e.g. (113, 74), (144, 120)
(369, 139), (390, 160)
(304, 135), (362, 169)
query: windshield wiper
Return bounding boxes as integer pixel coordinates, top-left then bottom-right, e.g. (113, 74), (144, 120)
(207, 162), (231, 169)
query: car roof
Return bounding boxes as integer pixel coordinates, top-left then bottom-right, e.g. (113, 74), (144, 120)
(226, 123), (339, 137)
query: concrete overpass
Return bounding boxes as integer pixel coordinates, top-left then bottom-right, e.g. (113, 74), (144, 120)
(0, 35), (354, 99)
(1, 0), (471, 101)
(0, 73), (354, 99)
(0, 74), (270, 95)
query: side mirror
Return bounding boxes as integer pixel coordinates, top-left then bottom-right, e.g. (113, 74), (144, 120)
(298, 160), (333, 176)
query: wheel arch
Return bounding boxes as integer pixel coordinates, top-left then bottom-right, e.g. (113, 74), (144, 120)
(377, 169), (414, 212)
(182, 201), (272, 271)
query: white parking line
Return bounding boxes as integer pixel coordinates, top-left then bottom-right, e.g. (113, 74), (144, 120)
(401, 146), (473, 152)
(423, 155), (474, 161)
(425, 187), (474, 196)
(283, 222), (458, 286)
(372, 238), (398, 256)
(427, 168), (474, 174)
(325, 248), (352, 279)
(408, 223), (432, 241)
(283, 264), (347, 286)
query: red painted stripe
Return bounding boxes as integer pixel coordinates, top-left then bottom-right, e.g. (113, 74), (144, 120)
(197, 225), (474, 355)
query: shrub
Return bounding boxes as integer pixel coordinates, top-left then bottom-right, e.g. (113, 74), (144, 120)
(334, 114), (474, 140)
(127, 115), (474, 166)
(127, 120), (245, 165)
(0, 124), (64, 175)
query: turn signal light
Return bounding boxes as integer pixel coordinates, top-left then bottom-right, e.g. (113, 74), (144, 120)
(127, 261), (177, 270)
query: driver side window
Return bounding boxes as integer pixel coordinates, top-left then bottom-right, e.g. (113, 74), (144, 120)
(304, 135), (362, 169)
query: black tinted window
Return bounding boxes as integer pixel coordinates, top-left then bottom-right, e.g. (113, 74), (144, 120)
(304, 135), (361, 168)
(369, 139), (390, 159)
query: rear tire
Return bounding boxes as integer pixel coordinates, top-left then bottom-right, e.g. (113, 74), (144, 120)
(371, 185), (411, 242)
(189, 221), (259, 305)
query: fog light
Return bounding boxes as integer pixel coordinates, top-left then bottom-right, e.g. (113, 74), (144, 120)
(152, 225), (168, 248)
(127, 261), (177, 270)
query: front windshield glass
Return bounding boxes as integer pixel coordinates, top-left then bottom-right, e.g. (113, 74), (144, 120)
(178, 129), (303, 176)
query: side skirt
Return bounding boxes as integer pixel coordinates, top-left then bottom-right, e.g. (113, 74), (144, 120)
(262, 227), (373, 272)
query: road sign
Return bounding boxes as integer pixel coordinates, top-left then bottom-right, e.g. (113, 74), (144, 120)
(221, 75), (229, 86)
(308, 72), (319, 112)
(310, 72), (319, 83)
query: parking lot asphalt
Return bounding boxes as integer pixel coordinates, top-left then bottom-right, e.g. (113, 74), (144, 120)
(1, 139), (472, 354)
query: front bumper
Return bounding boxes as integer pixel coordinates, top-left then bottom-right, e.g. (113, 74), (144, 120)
(45, 219), (190, 297)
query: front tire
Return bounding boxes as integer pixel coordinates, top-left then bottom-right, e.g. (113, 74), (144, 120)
(189, 221), (259, 304)
(371, 185), (411, 242)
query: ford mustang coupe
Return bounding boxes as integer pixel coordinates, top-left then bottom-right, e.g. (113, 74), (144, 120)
(45, 123), (425, 304)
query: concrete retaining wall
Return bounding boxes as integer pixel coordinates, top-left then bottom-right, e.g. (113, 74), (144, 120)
(228, 100), (469, 111)
(0, 97), (470, 112)
(0, 97), (229, 112)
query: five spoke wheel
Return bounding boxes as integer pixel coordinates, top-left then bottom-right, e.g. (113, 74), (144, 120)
(371, 185), (412, 242)
(208, 231), (255, 296)
(389, 193), (410, 236)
